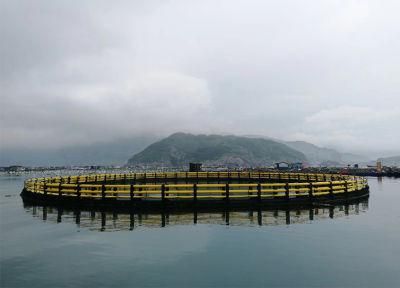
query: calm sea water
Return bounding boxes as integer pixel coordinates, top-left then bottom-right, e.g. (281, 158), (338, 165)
(1, 173), (399, 288)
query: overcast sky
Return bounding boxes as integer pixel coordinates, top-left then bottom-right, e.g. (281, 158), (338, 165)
(1, 0), (399, 156)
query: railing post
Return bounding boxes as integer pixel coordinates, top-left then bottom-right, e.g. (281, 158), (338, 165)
(130, 184), (134, 202)
(77, 183), (81, 200)
(329, 181), (333, 197)
(165, 184), (169, 198)
(308, 182), (313, 199)
(257, 183), (261, 202)
(101, 184), (106, 201)
(225, 183), (230, 202)
(161, 184), (165, 203)
(43, 182), (47, 196)
(344, 180), (348, 196)
(193, 183), (197, 203)
(285, 182), (289, 200)
(58, 182), (62, 199)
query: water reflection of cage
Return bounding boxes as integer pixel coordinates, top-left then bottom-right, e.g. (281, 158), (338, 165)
(24, 199), (369, 232)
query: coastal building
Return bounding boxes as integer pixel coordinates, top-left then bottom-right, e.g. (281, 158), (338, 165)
(189, 163), (202, 172)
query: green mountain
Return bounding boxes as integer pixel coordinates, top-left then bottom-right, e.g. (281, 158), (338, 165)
(127, 133), (306, 168)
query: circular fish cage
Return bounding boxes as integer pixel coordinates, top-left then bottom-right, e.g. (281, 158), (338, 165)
(21, 171), (369, 210)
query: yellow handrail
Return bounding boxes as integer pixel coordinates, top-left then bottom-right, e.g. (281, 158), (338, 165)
(24, 172), (368, 201)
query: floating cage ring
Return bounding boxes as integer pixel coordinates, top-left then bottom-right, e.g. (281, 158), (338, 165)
(21, 171), (369, 209)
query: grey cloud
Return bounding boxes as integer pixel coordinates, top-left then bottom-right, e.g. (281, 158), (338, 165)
(1, 0), (399, 155)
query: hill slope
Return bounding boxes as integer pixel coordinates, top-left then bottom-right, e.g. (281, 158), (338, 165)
(127, 133), (306, 167)
(285, 141), (341, 165)
(0, 136), (157, 167)
(285, 141), (368, 165)
(377, 156), (400, 167)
